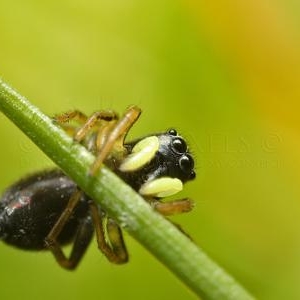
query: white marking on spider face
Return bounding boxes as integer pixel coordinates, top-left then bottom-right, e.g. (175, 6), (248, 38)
(119, 136), (159, 172)
(139, 177), (183, 198)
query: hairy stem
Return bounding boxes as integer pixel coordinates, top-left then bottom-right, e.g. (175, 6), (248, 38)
(0, 79), (255, 300)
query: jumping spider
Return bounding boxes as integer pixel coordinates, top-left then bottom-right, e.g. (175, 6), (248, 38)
(0, 106), (195, 269)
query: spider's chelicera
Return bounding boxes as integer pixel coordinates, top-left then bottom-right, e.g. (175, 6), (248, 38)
(0, 106), (196, 269)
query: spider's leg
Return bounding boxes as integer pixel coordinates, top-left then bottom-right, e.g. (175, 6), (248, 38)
(90, 105), (141, 175)
(88, 200), (128, 264)
(45, 190), (93, 270)
(54, 110), (88, 124)
(150, 198), (194, 216)
(74, 110), (118, 143)
(53, 110), (89, 136)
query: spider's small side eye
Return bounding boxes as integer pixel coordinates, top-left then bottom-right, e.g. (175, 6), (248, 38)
(179, 154), (194, 173)
(168, 129), (177, 136)
(172, 138), (187, 154)
(189, 170), (196, 180)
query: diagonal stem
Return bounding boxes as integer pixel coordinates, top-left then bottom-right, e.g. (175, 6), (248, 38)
(0, 78), (255, 300)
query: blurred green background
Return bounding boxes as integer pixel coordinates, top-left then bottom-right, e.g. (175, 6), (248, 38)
(1, 1), (300, 299)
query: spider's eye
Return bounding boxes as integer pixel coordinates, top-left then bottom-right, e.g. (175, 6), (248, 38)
(189, 170), (196, 180)
(179, 154), (194, 174)
(172, 138), (187, 154)
(168, 129), (177, 136)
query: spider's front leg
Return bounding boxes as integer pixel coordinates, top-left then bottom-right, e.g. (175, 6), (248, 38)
(89, 105), (141, 175)
(151, 198), (194, 216)
(56, 106), (141, 175)
(54, 109), (119, 143)
(53, 110), (89, 136)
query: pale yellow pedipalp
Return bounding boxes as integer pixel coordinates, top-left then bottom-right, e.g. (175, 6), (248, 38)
(139, 177), (183, 198)
(119, 136), (159, 172)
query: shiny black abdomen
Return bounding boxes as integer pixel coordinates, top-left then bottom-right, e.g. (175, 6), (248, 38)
(0, 170), (91, 250)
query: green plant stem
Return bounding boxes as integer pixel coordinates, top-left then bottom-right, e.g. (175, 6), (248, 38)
(0, 79), (255, 300)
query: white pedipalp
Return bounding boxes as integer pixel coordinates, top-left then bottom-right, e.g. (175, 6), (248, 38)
(139, 177), (183, 198)
(119, 136), (159, 172)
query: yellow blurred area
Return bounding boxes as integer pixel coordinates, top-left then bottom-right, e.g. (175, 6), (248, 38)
(187, 1), (300, 299)
(0, 1), (300, 299)
(188, 0), (300, 165)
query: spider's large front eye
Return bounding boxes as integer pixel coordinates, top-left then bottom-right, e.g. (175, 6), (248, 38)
(172, 138), (187, 154)
(179, 154), (194, 174)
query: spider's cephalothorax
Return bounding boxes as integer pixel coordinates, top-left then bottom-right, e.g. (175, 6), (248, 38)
(116, 129), (195, 198)
(0, 106), (196, 270)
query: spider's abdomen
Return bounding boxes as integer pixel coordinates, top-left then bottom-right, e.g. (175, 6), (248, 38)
(0, 170), (91, 250)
